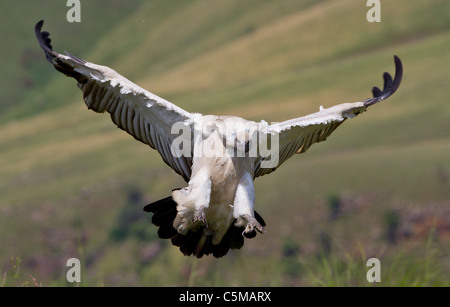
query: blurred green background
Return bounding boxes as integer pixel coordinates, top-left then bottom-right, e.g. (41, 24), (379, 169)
(0, 0), (449, 286)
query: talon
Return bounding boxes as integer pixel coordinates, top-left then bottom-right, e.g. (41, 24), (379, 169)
(193, 206), (208, 227)
(242, 214), (266, 235)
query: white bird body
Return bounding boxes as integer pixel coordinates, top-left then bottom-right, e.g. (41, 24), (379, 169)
(173, 115), (263, 245)
(35, 20), (403, 257)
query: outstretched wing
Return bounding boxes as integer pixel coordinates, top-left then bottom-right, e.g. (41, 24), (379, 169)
(254, 55), (403, 178)
(35, 20), (198, 181)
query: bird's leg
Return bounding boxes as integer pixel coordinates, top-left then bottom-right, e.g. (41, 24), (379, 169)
(172, 167), (211, 232)
(233, 173), (265, 235)
(189, 167), (211, 227)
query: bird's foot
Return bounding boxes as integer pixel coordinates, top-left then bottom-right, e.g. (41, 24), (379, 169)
(242, 214), (266, 236)
(193, 206), (208, 227)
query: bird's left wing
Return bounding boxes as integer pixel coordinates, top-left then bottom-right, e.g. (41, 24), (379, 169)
(35, 20), (198, 181)
(254, 55), (403, 178)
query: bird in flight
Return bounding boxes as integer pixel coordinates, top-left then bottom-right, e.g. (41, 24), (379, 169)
(35, 20), (402, 258)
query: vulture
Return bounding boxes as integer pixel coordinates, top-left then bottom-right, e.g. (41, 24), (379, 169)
(35, 20), (403, 258)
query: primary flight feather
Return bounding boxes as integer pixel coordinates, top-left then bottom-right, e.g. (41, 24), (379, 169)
(35, 20), (403, 258)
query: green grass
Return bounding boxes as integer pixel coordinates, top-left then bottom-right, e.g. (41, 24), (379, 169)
(1, 0), (449, 286)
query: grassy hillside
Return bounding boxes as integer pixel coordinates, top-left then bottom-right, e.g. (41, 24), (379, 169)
(1, 0), (449, 286)
(0, 0), (142, 122)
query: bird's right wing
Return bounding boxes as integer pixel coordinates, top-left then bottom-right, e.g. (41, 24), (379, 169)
(254, 56), (403, 178)
(35, 20), (199, 181)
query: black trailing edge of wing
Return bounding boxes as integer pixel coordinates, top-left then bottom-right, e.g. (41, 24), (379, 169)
(364, 55), (403, 106)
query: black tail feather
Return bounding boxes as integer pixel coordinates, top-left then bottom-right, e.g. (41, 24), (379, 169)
(143, 195), (265, 258)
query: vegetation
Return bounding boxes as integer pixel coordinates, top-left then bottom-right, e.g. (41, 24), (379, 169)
(1, 0), (449, 286)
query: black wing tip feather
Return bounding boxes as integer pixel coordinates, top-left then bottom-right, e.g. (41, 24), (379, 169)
(35, 19), (87, 65)
(35, 19), (88, 79)
(365, 55), (403, 106)
(35, 20), (57, 62)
